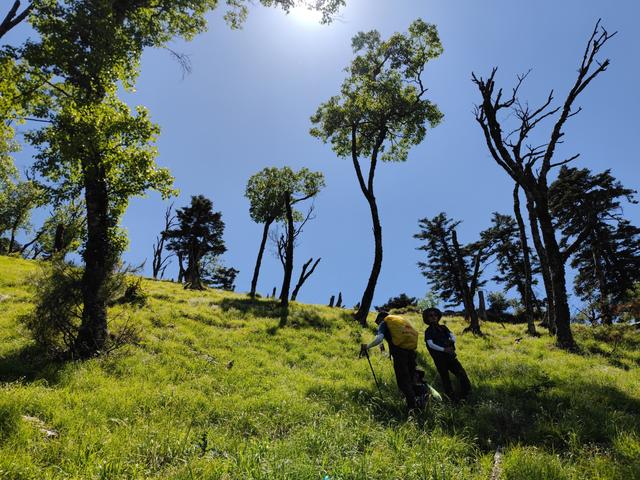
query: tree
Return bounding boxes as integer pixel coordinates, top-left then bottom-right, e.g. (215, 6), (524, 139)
(245, 167), (289, 298)
(375, 293), (418, 313)
(311, 19), (443, 325)
(290, 257), (321, 302)
(472, 21), (615, 349)
(7, 0), (346, 358)
(202, 256), (239, 291)
(415, 213), (488, 334)
(268, 168), (324, 308)
(0, 1), (34, 40)
(151, 203), (176, 279)
(26, 198), (86, 259)
(0, 177), (42, 254)
(165, 195), (226, 290)
(550, 166), (640, 324)
(480, 211), (538, 335)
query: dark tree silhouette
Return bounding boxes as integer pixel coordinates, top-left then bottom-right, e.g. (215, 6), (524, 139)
(472, 20), (615, 349)
(0, 1), (33, 40)
(415, 213), (488, 334)
(480, 212), (538, 335)
(375, 293), (418, 312)
(311, 19), (443, 325)
(550, 166), (640, 324)
(165, 195), (226, 290)
(290, 257), (321, 301)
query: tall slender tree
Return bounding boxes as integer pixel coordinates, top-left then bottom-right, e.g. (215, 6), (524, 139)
(472, 20), (615, 349)
(311, 19), (443, 325)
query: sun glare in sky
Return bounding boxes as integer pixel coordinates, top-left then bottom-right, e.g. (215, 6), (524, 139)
(288, 6), (323, 25)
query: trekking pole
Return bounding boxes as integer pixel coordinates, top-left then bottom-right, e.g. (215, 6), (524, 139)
(364, 348), (383, 398)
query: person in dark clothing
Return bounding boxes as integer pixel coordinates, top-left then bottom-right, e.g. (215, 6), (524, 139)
(360, 311), (419, 410)
(423, 307), (471, 401)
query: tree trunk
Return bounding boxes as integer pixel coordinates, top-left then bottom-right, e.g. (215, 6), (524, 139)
(452, 230), (481, 334)
(591, 234), (612, 325)
(74, 164), (111, 358)
(478, 290), (487, 321)
(526, 194), (556, 333)
(250, 219), (272, 298)
(535, 196), (575, 349)
(184, 244), (204, 290)
(279, 195), (294, 308)
(354, 193), (383, 326)
(177, 252), (185, 283)
(291, 257), (320, 301)
(513, 185), (537, 335)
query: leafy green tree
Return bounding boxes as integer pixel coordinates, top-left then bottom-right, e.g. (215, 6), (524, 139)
(311, 19), (443, 325)
(16, 0), (345, 358)
(245, 167), (290, 298)
(165, 195), (226, 290)
(550, 166), (640, 324)
(0, 177), (43, 254)
(268, 168), (324, 308)
(472, 21), (615, 349)
(28, 199), (86, 260)
(415, 213), (488, 334)
(203, 258), (239, 292)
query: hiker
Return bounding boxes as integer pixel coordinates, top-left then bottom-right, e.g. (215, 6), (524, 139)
(422, 307), (471, 401)
(360, 311), (419, 410)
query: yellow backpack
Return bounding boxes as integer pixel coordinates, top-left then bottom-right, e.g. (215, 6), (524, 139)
(384, 315), (418, 350)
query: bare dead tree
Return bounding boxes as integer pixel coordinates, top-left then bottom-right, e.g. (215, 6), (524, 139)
(290, 257), (321, 301)
(0, 1), (33, 40)
(151, 204), (176, 279)
(472, 20), (615, 349)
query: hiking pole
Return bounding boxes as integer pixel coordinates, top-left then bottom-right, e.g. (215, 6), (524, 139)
(364, 348), (383, 398)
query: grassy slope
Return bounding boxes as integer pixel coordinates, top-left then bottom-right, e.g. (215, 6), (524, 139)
(0, 256), (638, 480)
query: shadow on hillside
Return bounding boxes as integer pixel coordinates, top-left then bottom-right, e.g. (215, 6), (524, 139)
(218, 297), (283, 320)
(0, 345), (64, 385)
(309, 362), (640, 453)
(217, 297), (333, 333)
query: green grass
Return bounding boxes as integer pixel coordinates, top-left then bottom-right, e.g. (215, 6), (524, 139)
(0, 255), (639, 479)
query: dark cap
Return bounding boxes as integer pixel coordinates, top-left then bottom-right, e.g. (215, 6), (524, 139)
(375, 311), (389, 324)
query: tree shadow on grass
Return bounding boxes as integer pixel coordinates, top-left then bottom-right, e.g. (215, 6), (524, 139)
(309, 361), (640, 454)
(0, 344), (64, 385)
(218, 297), (283, 320)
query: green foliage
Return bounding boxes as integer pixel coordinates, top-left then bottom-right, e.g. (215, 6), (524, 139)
(31, 199), (86, 259)
(415, 212), (487, 308)
(20, 260), (147, 356)
(21, 260), (84, 355)
(310, 18), (443, 163)
(417, 291), (441, 311)
(245, 166), (324, 225)
(165, 195), (226, 289)
(375, 293), (418, 313)
(0, 179), (43, 251)
(487, 291), (509, 315)
(550, 166), (640, 319)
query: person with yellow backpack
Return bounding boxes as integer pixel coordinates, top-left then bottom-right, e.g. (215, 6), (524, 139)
(360, 311), (419, 410)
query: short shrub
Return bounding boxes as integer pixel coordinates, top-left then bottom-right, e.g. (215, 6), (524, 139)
(22, 261), (146, 357)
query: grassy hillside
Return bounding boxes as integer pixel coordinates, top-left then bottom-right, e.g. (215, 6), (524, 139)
(0, 256), (638, 479)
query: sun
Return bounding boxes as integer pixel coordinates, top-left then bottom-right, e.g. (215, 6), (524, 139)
(288, 6), (323, 25)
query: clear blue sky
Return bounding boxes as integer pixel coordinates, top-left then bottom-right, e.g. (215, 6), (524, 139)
(9, 0), (640, 311)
